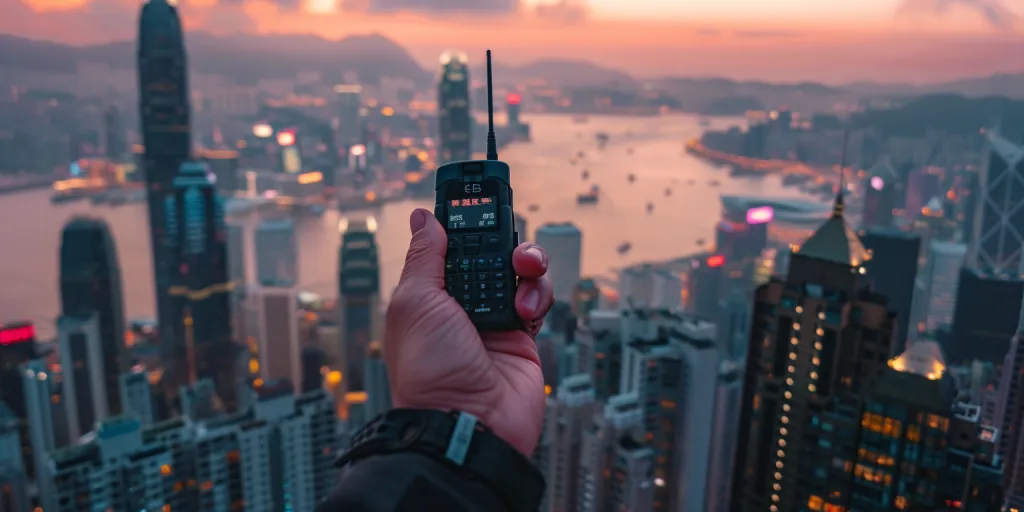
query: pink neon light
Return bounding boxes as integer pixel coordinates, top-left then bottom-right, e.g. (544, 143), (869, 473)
(871, 176), (884, 191)
(746, 206), (775, 225)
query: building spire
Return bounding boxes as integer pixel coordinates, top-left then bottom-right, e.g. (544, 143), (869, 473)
(833, 129), (850, 218)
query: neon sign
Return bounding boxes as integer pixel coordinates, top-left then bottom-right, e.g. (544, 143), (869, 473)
(871, 176), (884, 191)
(0, 324), (35, 345)
(507, 93), (521, 105)
(707, 255), (725, 268)
(746, 206), (775, 225)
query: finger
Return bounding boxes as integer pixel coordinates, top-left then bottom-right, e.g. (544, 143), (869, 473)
(512, 243), (548, 280)
(515, 274), (554, 322)
(398, 208), (447, 289)
(520, 317), (544, 340)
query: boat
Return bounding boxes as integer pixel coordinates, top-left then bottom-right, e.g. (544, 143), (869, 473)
(50, 193), (84, 205)
(664, 188), (672, 197)
(626, 148), (635, 155)
(572, 115), (589, 124)
(708, 180), (721, 187)
(527, 204), (540, 212)
(687, 179), (696, 185)
(581, 170), (590, 180)
(569, 158), (578, 165)
(699, 118), (711, 128)
(627, 174), (636, 183)
(696, 238), (706, 246)
(577, 151), (585, 159)
(617, 242), (632, 254)
(646, 202), (654, 213)
(577, 191), (599, 205)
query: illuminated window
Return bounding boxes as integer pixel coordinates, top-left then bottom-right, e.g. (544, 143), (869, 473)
(808, 495), (824, 511)
(160, 464), (173, 476)
(907, 425), (921, 442)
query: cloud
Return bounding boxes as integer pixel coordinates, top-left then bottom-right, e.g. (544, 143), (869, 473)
(898, 0), (1017, 30)
(532, 0), (586, 22)
(354, 0), (519, 14)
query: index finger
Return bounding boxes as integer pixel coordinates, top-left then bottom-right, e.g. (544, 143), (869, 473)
(512, 243), (548, 279)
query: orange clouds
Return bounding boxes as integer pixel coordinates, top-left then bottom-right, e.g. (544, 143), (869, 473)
(21, 0), (91, 12)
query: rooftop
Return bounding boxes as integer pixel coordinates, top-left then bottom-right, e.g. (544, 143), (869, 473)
(795, 189), (870, 267)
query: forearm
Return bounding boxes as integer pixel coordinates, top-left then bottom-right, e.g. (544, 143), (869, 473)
(316, 451), (511, 512)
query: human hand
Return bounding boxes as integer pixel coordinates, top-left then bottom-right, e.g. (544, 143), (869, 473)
(384, 208), (554, 456)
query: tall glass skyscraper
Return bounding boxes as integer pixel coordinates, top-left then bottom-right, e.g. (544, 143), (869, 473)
(137, 0), (193, 353)
(164, 161), (238, 410)
(59, 217), (126, 418)
(337, 217), (381, 394)
(437, 52), (471, 164)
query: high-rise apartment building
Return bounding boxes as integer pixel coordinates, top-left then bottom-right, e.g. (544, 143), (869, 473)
(860, 229), (920, 354)
(731, 193), (897, 511)
(0, 322), (37, 477)
(705, 360), (743, 512)
(0, 402), (29, 512)
(338, 217), (381, 394)
(59, 216), (125, 419)
(997, 330), (1024, 505)
(254, 286), (302, 394)
(137, 0), (193, 353)
(924, 241), (967, 331)
(619, 264), (683, 310)
(577, 393), (644, 512)
(58, 313), (108, 440)
(576, 310), (622, 400)
(536, 222), (583, 303)
(165, 161), (238, 408)
(437, 52), (471, 164)
(19, 359), (57, 493)
(364, 341), (391, 421)
(541, 373), (599, 512)
(515, 212), (529, 243)
(255, 218), (298, 287)
(120, 369), (155, 427)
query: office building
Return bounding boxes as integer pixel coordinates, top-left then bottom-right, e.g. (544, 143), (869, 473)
(860, 229), (920, 354)
(970, 130), (1024, 275)
(571, 278), (602, 321)
(536, 222), (583, 303)
(688, 254), (726, 319)
(542, 374), (599, 512)
(904, 165), (944, 225)
(715, 210), (769, 274)
(255, 218), (298, 287)
(718, 290), (751, 360)
(59, 217), (125, 419)
(731, 191), (898, 511)
(618, 263), (683, 310)
(20, 359), (58, 496)
(577, 393), (644, 512)
(705, 360), (743, 512)
(138, 0), (194, 353)
(334, 84), (363, 148)
(576, 310), (623, 400)
(301, 345), (327, 393)
(103, 104), (126, 161)
(180, 378), (222, 421)
(949, 268), (1024, 364)
(515, 212), (528, 243)
(164, 161), (238, 408)
(120, 369), (156, 427)
(364, 341), (391, 420)
(861, 157), (899, 229)
(254, 286), (302, 394)
(0, 459), (29, 512)
(338, 217), (381, 393)
(997, 329), (1024, 502)
(438, 52), (471, 163)
(58, 313), (108, 440)
(199, 149), (240, 193)
(0, 322), (37, 476)
(924, 241), (967, 331)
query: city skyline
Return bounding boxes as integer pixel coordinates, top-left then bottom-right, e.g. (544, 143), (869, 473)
(1, 0), (1021, 82)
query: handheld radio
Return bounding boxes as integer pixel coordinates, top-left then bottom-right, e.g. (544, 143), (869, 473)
(435, 50), (521, 332)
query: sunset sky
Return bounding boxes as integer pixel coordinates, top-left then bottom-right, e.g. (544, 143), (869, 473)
(2, 0), (1022, 83)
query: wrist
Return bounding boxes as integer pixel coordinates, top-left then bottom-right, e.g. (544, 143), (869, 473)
(391, 398), (535, 456)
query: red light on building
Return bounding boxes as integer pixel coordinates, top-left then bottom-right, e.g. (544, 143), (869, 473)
(506, 93), (521, 105)
(276, 130), (296, 147)
(707, 255), (725, 268)
(0, 323), (35, 346)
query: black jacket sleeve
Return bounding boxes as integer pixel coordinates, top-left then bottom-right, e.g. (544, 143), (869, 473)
(316, 451), (528, 512)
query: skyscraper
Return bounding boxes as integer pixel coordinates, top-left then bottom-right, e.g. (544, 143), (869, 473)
(731, 191), (897, 511)
(860, 228), (920, 354)
(338, 217), (381, 394)
(103, 104), (126, 161)
(970, 131), (1024, 275)
(20, 358), (57, 496)
(438, 52), (471, 164)
(334, 84), (363, 149)
(254, 286), (302, 394)
(861, 157), (899, 229)
(924, 241), (967, 331)
(164, 162), (237, 409)
(137, 0), (193, 353)
(541, 373), (598, 512)
(577, 393), (644, 512)
(120, 369), (156, 427)
(0, 322), (37, 477)
(59, 216), (126, 418)
(255, 218), (298, 287)
(536, 222), (583, 304)
(364, 341), (391, 420)
(58, 313), (108, 440)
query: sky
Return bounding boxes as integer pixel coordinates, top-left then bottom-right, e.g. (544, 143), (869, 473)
(1, 0), (1022, 83)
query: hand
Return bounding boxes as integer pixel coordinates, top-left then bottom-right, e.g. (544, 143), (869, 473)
(384, 208), (554, 456)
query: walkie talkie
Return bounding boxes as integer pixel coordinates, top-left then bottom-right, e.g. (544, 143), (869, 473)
(435, 49), (520, 331)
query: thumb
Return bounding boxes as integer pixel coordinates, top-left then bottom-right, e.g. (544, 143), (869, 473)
(398, 208), (448, 287)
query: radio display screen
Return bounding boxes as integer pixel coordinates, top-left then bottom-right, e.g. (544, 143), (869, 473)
(447, 197), (497, 230)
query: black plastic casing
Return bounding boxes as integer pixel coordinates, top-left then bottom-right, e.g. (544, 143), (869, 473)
(434, 159), (521, 331)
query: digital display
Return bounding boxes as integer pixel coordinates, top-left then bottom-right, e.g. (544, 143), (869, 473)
(448, 196), (497, 230)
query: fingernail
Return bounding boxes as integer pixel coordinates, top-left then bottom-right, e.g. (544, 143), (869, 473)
(522, 288), (540, 311)
(525, 246), (545, 264)
(410, 209), (428, 234)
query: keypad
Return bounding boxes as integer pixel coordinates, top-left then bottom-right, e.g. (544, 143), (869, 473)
(445, 235), (512, 316)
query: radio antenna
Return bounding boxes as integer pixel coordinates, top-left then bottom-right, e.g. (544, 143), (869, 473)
(485, 49), (498, 161)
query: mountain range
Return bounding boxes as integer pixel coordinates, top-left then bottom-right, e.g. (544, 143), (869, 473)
(1, 31), (1022, 108)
